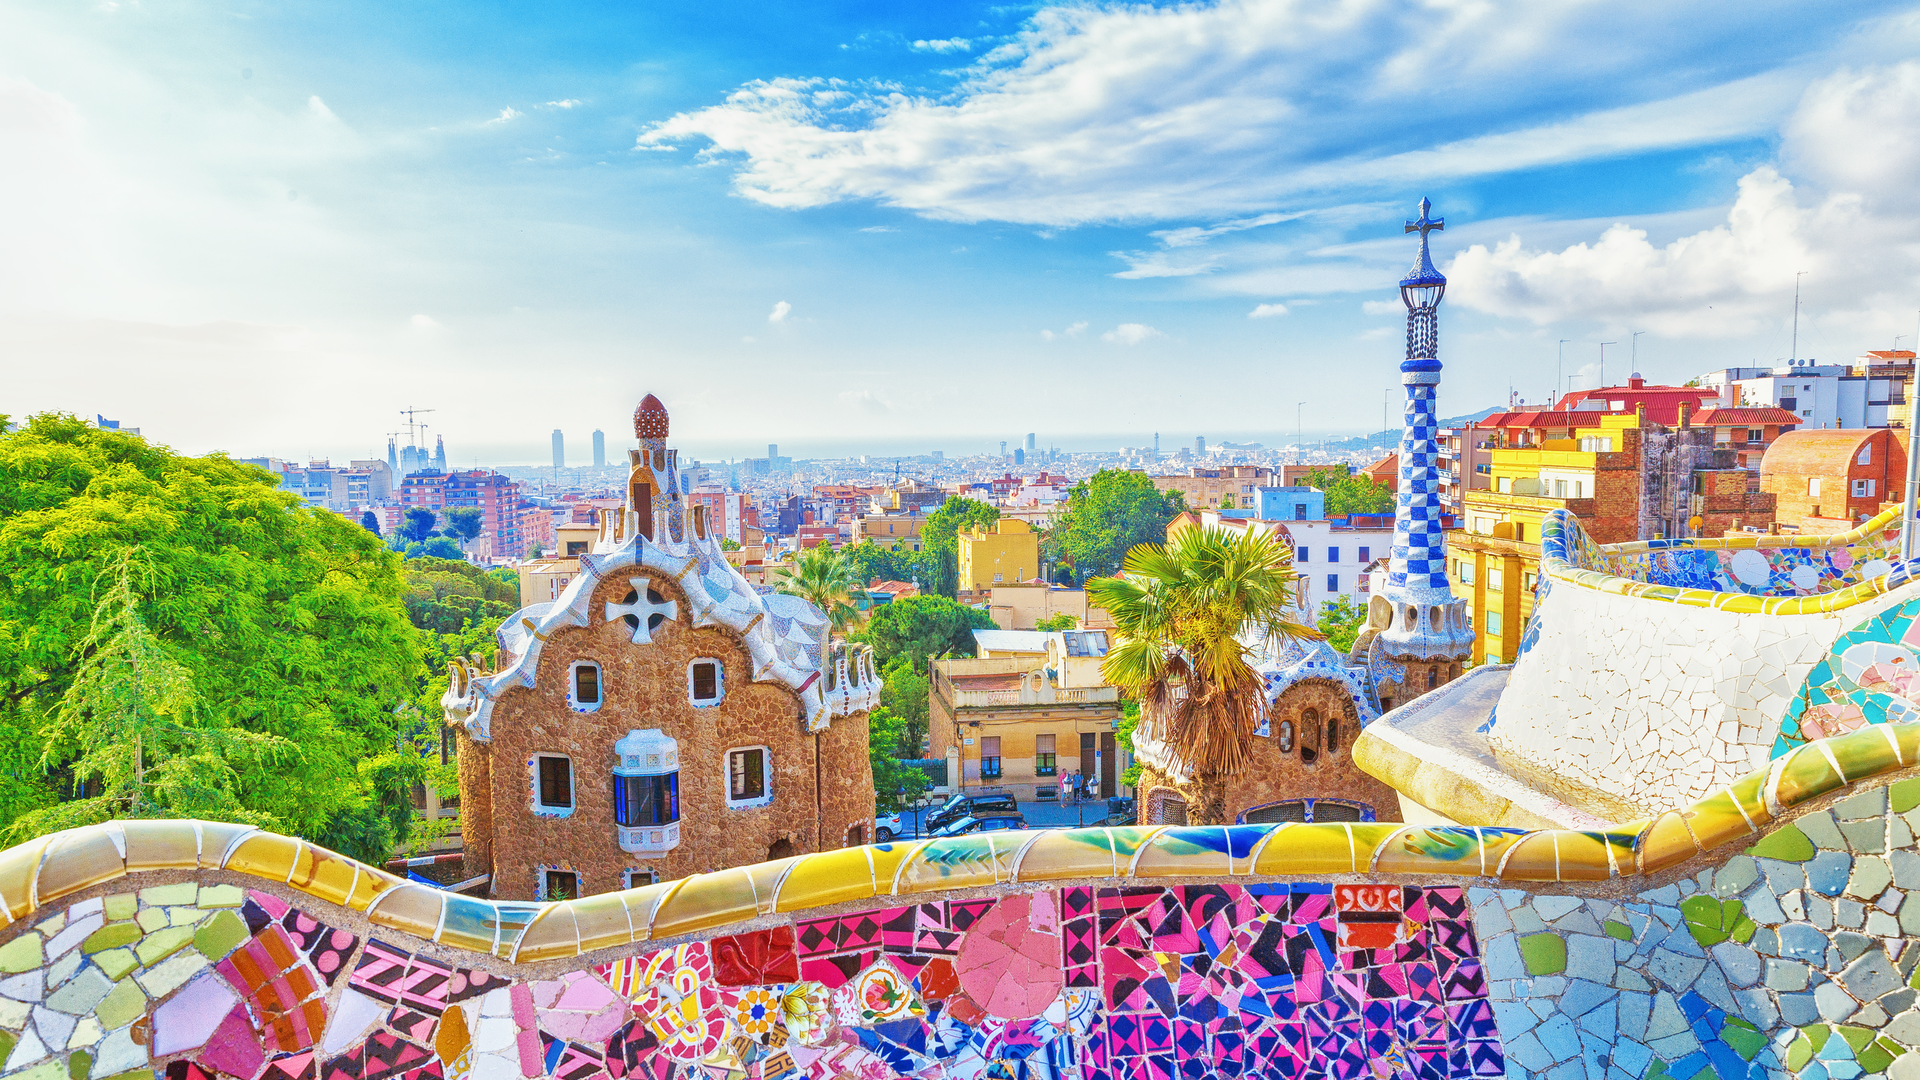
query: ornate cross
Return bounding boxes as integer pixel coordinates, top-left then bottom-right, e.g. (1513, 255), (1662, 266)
(1404, 197), (1443, 239)
(606, 578), (679, 645)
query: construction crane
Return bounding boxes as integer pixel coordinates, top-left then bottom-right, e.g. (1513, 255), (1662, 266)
(399, 407), (436, 448)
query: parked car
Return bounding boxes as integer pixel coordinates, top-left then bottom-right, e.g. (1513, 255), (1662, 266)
(931, 813), (1030, 838)
(925, 792), (1020, 832)
(875, 812), (902, 843)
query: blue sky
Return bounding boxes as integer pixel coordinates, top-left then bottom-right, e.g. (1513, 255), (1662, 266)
(5, 1), (1920, 463)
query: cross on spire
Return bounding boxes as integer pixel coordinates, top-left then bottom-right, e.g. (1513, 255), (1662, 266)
(1404, 197), (1443, 240)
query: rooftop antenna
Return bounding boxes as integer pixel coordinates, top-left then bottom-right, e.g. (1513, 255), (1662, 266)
(1791, 271), (1806, 361)
(1598, 342), (1617, 389)
(1631, 330), (1646, 371)
(1557, 340), (1568, 408)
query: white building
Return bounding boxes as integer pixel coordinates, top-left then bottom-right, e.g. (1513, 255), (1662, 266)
(1697, 352), (1912, 430)
(1175, 509), (1392, 617)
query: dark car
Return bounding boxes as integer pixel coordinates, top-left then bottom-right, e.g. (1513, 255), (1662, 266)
(931, 813), (1029, 838)
(925, 792), (1019, 832)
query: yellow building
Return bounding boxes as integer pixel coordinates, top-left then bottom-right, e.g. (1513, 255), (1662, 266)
(929, 630), (1126, 801)
(957, 518), (1040, 592)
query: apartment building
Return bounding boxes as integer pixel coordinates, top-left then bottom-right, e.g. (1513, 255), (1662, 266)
(1148, 465), (1276, 510)
(1697, 352), (1914, 431)
(1760, 428), (1909, 534)
(929, 630), (1126, 801)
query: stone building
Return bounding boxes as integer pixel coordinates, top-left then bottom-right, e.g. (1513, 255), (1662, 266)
(443, 394), (881, 901)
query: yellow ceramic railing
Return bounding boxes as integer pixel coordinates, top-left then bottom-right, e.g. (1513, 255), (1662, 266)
(2, 718), (1917, 966)
(1539, 504), (1914, 615)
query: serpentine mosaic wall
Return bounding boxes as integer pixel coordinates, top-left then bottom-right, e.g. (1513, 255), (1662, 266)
(6, 722), (1920, 1080)
(1485, 511), (1920, 817)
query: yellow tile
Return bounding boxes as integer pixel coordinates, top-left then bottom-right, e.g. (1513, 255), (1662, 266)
(737, 858), (798, 916)
(864, 843), (922, 895)
(1549, 832), (1616, 881)
(346, 866), (406, 912)
(436, 893), (507, 953)
(891, 837), (1006, 898)
(1011, 830), (1122, 882)
(194, 822), (260, 869)
(287, 847), (359, 908)
(773, 848), (882, 913)
(510, 905), (581, 964)
(1370, 827), (1488, 876)
(33, 829), (127, 906)
(1132, 829), (1236, 879)
(119, 821), (200, 873)
(1635, 811), (1701, 875)
(1773, 744), (1847, 809)
(0, 836), (55, 921)
(1686, 791), (1758, 853)
(1494, 833), (1563, 881)
(567, 892), (639, 955)
(650, 869), (760, 940)
(1251, 825), (1362, 876)
(365, 884), (446, 943)
(221, 833), (304, 885)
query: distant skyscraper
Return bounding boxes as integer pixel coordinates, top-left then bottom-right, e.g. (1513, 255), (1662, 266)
(387, 438), (398, 472)
(433, 435), (447, 472)
(552, 429), (565, 470)
(1025, 433), (1035, 452)
(1014, 448), (1025, 465)
(768, 444), (778, 460)
(1153, 433), (1160, 453)
(593, 430), (606, 467)
(1000, 441), (1008, 457)
(1196, 436), (1207, 454)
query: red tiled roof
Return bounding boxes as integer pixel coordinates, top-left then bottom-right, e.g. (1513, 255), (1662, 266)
(1689, 407), (1799, 426)
(1863, 351), (1916, 361)
(1475, 411), (1611, 428)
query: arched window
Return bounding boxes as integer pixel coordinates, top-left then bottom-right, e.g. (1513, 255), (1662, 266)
(1326, 714), (1340, 754)
(1427, 668), (1440, 691)
(1277, 719), (1295, 753)
(568, 662), (602, 712)
(613, 729), (681, 855)
(1300, 707), (1321, 764)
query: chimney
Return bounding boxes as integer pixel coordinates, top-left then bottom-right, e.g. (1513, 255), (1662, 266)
(1679, 400), (1692, 429)
(1629, 374), (1645, 389)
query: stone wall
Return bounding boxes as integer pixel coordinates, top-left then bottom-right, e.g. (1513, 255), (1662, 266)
(480, 570), (873, 898)
(9, 718), (1920, 1080)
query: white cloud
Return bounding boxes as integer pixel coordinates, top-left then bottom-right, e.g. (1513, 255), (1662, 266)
(1361, 300), (1401, 316)
(859, 225), (896, 232)
(545, 99), (582, 109)
(911, 38), (971, 53)
(1247, 303), (1287, 319)
(1154, 212), (1300, 249)
(1102, 323), (1162, 345)
(1111, 251), (1217, 279)
(410, 313), (440, 329)
(637, 0), (1829, 226)
(484, 107), (521, 125)
(768, 300), (792, 323)
(307, 96), (338, 122)
(1447, 62), (1920, 340)
(1040, 320), (1087, 341)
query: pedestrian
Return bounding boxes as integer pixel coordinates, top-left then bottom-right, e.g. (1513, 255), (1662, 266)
(1059, 770), (1073, 804)
(1073, 770), (1086, 802)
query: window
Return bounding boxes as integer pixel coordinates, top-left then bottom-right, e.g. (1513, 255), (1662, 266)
(1298, 547), (1310, 563)
(1487, 568), (1503, 592)
(1459, 562), (1475, 585)
(726, 747), (770, 806)
(1487, 652), (1503, 665)
(1293, 504), (1307, 521)
(1035, 734), (1057, 776)
(565, 540), (589, 556)
(1854, 479), (1876, 498)
(1486, 612), (1503, 637)
(1574, 481), (1584, 498)
(1748, 428), (1763, 442)
(1860, 446), (1874, 466)
(541, 869), (579, 901)
(569, 662), (602, 712)
(1299, 707), (1320, 765)
(845, 823), (866, 847)
(993, 573), (1004, 583)
(614, 771), (678, 826)
(689, 660), (723, 706)
(613, 729), (681, 855)
(1497, 477), (1511, 493)
(1327, 574), (1339, 593)
(409, 782), (427, 811)
(1523, 572), (1537, 593)
(623, 868), (658, 889)
(1326, 714), (1340, 754)
(1809, 478), (1822, 497)
(1328, 547), (1339, 563)
(534, 755), (574, 813)
(981, 737), (1002, 779)
(1554, 479), (1566, 497)
(1358, 546), (1370, 563)
(1277, 719), (1294, 753)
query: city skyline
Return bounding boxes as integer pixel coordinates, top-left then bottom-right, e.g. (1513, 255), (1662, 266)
(7, 2), (1920, 462)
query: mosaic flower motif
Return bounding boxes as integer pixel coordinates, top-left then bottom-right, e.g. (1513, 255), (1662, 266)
(725, 986), (785, 1040)
(780, 981), (833, 1046)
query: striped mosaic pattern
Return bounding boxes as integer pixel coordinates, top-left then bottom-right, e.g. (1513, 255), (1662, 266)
(1538, 508), (1916, 617)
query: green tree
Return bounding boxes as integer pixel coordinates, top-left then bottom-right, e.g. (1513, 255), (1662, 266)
(360, 510), (382, 536)
(402, 557), (520, 633)
(1301, 467), (1394, 517)
(1316, 594), (1367, 654)
(867, 705), (929, 813)
(0, 414), (427, 861)
(444, 506), (484, 552)
(776, 544), (863, 634)
(1046, 470), (1185, 581)
(919, 497), (999, 597)
(1033, 613), (1080, 632)
(397, 506), (438, 545)
(878, 658), (929, 757)
(1088, 526), (1314, 825)
(1116, 699), (1143, 788)
(853, 595), (995, 674)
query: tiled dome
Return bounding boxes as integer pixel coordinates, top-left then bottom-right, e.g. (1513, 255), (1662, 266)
(634, 394), (669, 439)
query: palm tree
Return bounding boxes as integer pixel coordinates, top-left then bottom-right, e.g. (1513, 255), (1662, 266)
(777, 543), (863, 635)
(1087, 525), (1314, 825)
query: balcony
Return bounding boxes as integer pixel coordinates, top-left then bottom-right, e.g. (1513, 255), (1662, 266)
(932, 657), (1122, 710)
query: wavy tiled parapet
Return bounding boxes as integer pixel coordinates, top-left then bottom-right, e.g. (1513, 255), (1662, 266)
(1539, 505), (1916, 616)
(3, 720), (1919, 963)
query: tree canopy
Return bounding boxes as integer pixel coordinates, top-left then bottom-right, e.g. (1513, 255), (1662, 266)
(917, 496), (999, 597)
(444, 506), (484, 548)
(775, 544), (862, 634)
(0, 414), (431, 860)
(1316, 594), (1367, 655)
(1044, 470), (1184, 582)
(403, 558), (520, 634)
(852, 595), (995, 674)
(1300, 466), (1395, 517)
